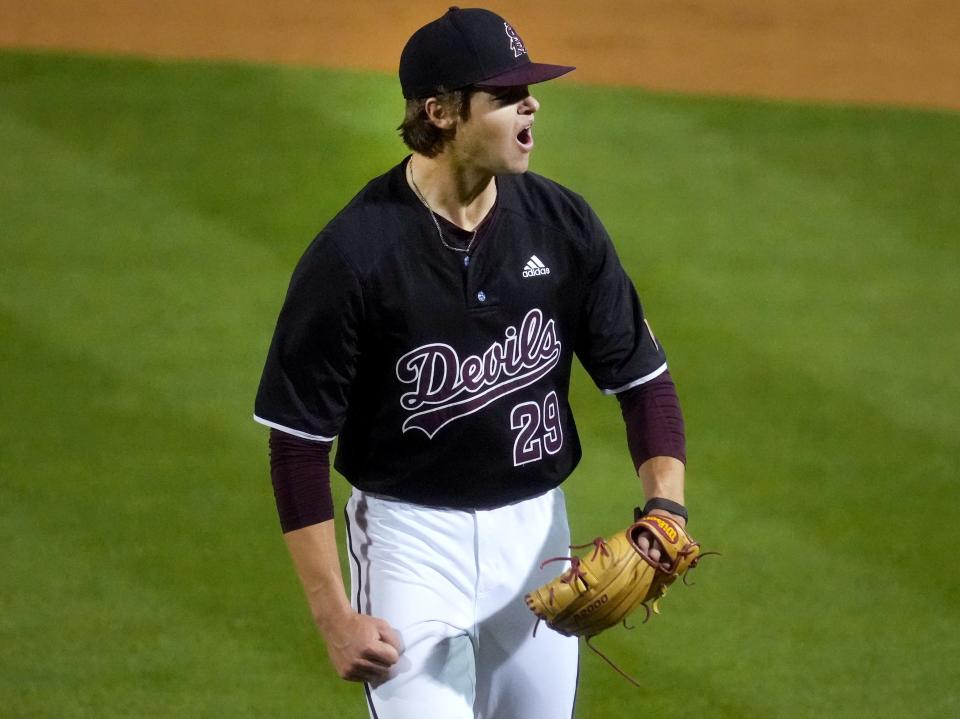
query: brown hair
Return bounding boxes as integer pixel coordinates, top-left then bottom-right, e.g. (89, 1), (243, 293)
(398, 87), (476, 157)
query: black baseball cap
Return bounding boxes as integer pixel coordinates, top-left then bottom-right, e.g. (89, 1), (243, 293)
(399, 7), (576, 99)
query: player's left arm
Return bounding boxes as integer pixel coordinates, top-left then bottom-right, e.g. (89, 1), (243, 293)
(639, 456), (685, 524)
(635, 455), (686, 564)
(572, 200), (689, 543)
(616, 371), (688, 563)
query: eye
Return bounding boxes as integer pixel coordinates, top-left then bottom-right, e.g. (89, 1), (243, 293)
(492, 85), (530, 105)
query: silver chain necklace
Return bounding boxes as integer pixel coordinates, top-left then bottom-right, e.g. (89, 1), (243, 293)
(407, 159), (478, 255)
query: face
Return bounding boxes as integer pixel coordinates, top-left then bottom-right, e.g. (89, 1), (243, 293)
(449, 85), (540, 175)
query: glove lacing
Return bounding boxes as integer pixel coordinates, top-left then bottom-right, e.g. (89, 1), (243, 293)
(531, 537), (608, 637)
(529, 529), (719, 688)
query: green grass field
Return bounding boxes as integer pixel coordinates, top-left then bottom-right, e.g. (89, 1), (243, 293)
(2, 51), (958, 718)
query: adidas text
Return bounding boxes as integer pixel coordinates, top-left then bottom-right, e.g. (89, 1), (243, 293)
(523, 255), (551, 278)
(523, 266), (551, 277)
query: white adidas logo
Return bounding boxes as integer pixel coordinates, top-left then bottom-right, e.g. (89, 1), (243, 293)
(522, 255), (551, 278)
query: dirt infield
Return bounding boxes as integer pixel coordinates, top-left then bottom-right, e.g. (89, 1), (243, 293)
(2, 0), (959, 110)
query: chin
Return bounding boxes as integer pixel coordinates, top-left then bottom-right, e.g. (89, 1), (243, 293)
(502, 156), (532, 175)
(482, 147), (531, 176)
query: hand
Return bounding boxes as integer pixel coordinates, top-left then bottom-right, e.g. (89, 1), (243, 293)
(321, 611), (402, 683)
(635, 510), (686, 570)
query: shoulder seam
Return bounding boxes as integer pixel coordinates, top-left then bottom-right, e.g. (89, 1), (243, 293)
(317, 232), (368, 322)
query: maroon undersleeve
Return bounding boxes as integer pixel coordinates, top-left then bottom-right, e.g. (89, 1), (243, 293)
(268, 429), (334, 532)
(617, 370), (686, 471)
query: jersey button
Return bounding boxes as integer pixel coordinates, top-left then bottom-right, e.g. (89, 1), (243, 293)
(463, 255), (470, 267)
(477, 290), (486, 302)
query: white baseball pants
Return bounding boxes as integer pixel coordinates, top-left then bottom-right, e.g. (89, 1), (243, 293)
(344, 487), (579, 719)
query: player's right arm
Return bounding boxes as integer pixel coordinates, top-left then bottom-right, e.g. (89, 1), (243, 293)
(253, 235), (398, 681)
(283, 521), (401, 683)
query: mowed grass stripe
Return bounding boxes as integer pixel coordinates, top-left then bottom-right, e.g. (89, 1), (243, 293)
(0, 313), (360, 718)
(2, 51), (959, 718)
(0, 90), (363, 715)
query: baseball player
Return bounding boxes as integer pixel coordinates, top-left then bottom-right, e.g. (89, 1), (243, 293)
(254, 7), (688, 718)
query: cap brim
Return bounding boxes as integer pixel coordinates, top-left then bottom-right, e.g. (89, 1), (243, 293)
(475, 62), (576, 89)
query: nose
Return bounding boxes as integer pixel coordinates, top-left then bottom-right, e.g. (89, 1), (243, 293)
(520, 94), (540, 114)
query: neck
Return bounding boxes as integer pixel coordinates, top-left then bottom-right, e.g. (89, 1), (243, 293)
(408, 153), (497, 231)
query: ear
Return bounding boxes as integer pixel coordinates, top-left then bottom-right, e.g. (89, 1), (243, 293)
(423, 97), (459, 131)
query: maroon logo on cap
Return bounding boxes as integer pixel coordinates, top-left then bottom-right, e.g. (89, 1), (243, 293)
(504, 22), (527, 58)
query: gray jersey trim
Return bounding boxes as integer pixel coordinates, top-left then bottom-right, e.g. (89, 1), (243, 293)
(601, 362), (668, 395)
(252, 414), (336, 443)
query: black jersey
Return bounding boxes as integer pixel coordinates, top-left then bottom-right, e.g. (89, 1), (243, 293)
(254, 157), (667, 509)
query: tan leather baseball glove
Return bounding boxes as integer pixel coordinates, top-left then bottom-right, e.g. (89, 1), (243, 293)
(525, 513), (711, 682)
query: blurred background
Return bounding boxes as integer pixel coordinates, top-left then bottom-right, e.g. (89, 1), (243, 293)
(2, 1), (958, 717)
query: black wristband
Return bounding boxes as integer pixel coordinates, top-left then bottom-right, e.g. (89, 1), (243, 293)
(640, 497), (688, 523)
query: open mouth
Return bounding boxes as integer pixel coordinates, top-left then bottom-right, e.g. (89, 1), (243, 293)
(516, 126), (534, 150)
